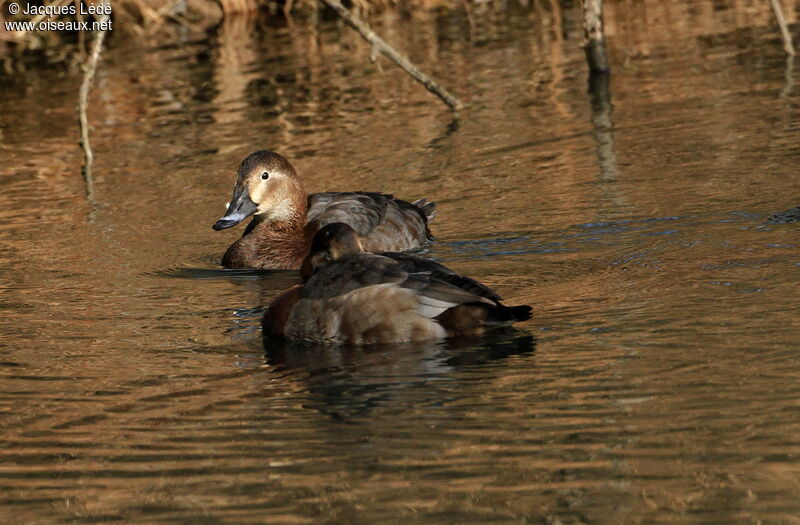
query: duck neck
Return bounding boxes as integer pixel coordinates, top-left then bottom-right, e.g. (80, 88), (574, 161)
(245, 219), (309, 269)
(251, 209), (305, 233)
(242, 184), (310, 269)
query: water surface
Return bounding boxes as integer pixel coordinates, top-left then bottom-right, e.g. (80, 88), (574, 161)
(1, 1), (800, 522)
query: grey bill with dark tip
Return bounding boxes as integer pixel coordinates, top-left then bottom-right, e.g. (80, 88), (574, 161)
(212, 188), (258, 230)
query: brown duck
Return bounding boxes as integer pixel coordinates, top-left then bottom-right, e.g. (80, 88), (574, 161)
(213, 151), (436, 270)
(263, 223), (532, 345)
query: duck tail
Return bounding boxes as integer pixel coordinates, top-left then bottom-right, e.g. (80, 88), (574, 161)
(412, 198), (437, 220)
(486, 303), (532, 324)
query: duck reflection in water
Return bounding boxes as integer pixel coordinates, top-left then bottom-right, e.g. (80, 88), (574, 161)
(263, 332), (536, 421)
(264, 331), (536, 372)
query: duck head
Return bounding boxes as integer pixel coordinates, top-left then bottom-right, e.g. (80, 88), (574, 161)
(300, 223), (364, 280)
(213, 150), (305, 231)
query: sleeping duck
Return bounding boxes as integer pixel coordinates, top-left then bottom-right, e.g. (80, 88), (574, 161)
(213, 150), (436, 270)
(263, 223), (532, 345)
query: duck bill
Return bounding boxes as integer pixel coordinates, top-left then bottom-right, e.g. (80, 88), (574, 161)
(212, 187), (258, 230)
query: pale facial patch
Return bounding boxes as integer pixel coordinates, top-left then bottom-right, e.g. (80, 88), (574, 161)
(247, 173), (299, 222)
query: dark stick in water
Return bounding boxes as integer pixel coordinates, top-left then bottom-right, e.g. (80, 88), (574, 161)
(581, 0), (609, 74)
(768, 0), (795, 56)
(319, 0), (463, 112)
(77, 14), (110, 199)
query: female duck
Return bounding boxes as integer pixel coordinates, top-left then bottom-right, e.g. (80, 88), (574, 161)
(263, 223), (532, 345)
(213, 150), (436, 270)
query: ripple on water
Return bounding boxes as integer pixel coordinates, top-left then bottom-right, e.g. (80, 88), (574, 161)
(2, 2), (800, 523)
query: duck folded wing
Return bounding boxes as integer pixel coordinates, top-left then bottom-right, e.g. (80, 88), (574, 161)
(307, 192), (389, 235)
(398, 271), (495, 319)
(307, 192), (432, 251)
(301, 253), (493, 319)
(300, 254), (408, 300)
(381, 252), (503, 302)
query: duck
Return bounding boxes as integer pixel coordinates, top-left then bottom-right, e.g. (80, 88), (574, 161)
(212, 150), (436, 270)
(263, 223), (532, 345)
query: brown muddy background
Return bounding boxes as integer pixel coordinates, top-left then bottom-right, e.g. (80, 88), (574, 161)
(1, 0), (800, 522)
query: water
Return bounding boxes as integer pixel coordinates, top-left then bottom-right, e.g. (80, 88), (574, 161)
(1, 1), (800, 522)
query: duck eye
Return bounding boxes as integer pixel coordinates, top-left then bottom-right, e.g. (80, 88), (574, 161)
(261, 171), (269, 180)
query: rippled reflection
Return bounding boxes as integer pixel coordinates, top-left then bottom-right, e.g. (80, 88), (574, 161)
(1, 0), (800, 522)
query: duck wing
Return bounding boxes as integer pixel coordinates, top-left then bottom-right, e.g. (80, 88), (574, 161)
(307, 192), (434, 251)
(307, 192), (388, 234)
(385, 255), (532, 329)
(380, 252), (503, 302)
(301, 253), (491, 319)
(300, 253), (407, 299)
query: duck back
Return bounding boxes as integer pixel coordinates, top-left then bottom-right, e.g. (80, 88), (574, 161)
(307, 192), (434, 253)
(265, 250), (531, 345)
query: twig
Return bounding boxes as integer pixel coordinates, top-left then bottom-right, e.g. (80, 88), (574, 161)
(781, 53), (795, 98)
(77, 14), (110, 198)
(769, 0), (795, 56)
(588, 72), (618, 182)
(581, 0), (610, 74)
(319, 0), (463, 111)
(460, 0), (475, 33)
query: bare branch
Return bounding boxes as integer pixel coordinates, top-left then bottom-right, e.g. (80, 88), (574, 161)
(77, 14), (110, 198)
(769, 0), (795, 56)
(581, 0), (609, 74)
(319, 0), (463, 112)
